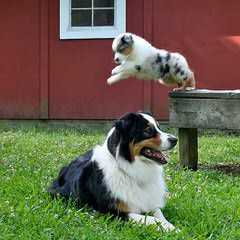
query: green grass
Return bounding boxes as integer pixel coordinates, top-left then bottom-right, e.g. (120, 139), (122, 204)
(0, 126), (239, 240)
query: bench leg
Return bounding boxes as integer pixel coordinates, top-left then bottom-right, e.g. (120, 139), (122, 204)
(178, 128), (198, 170)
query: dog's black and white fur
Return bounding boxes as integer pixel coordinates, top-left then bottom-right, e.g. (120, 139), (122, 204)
(107, 33), (195, 90)
(49, 112), (178, 231)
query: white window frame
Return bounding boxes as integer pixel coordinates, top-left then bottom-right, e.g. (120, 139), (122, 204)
(60, 0), (126, 39)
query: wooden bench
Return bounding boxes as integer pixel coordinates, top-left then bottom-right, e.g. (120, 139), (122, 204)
(168, 90), (240, 170)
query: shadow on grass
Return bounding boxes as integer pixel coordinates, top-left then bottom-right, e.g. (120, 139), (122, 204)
(199, 163), (240, 176)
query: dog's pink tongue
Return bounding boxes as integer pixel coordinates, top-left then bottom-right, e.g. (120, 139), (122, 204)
(141, 148), (167, 164)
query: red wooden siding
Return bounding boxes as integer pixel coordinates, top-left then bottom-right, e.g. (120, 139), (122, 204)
(0, 0), (40, 118)
(0, 0), (240, 120)
(48, 0), (144, 119)
(151, 0), (240, 119)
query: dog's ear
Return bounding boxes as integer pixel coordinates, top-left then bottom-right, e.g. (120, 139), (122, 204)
(138, 111), (153, 117)
(121, 34), (134, 45)
(115, 112), (137, 136)
(115, 113), (138, 162)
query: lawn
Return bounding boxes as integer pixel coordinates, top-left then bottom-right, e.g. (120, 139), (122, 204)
(0, 125), (239, 240)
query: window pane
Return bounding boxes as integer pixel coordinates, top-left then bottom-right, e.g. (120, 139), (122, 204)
(72, 10), (92, 26)
(94, 9), (114, 26)
(72, 0), (92, 8)
(94, 0), (114, 8)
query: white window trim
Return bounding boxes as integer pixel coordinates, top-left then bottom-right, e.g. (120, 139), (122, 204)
(60, 0), (126, 39)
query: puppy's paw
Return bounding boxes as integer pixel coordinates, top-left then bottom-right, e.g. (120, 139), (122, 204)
(173, 87), (185, 91)
(107, 77), (113, 85)
(173, 87), (194, 91)
(107, 76), (117, 85)
(111, 69), (117, 76)
(185, 87), (195, 90)
(111, 66), (121, 76)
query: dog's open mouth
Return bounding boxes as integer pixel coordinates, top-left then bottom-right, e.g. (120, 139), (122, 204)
(140, 147), (167, 165)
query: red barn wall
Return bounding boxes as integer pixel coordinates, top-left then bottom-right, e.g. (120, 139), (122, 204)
(0, 0), (40, 118)
(48, 0), (144, 119)
(151, 0), (240, 119)
(0, 0), (239, 120)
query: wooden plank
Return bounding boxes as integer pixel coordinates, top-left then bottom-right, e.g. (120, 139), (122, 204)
(39, 0), (49, 119)
(169, 89), (240, 99)
(143, 0), (153, 112)
(179, 128), (198, 170)
(169, 98), (240, 129)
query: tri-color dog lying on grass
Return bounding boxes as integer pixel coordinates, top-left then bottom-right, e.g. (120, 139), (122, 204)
(107, 33), (195, 90)
(49, 112), (178, 232)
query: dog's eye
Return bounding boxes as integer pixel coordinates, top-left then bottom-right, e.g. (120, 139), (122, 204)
(144, 127), (154, 137)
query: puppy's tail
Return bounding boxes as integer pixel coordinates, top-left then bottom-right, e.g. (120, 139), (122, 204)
(188, 70), (196, 89)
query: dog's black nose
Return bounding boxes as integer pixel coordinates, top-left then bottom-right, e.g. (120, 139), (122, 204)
(114, 57), (120, 64)
(168, 136), (178, 146)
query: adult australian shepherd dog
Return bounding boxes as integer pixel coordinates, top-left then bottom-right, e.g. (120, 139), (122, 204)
(107, 33), (195, 90)
(49, 112), (178, 232)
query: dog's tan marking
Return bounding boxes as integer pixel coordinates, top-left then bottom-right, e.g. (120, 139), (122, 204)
(121, 46), (133, 56)
(186, 72), (196, 89)
(177, 72), (195, 90)
(129, 135), (161, 161)
(160, 77), (177, 86)
(115, 201), (129, 213)
(129, 141), (135, 162)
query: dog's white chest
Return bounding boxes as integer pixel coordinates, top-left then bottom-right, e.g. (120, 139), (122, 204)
(95, 151), (166, 213)
(110, 170), (166, 213)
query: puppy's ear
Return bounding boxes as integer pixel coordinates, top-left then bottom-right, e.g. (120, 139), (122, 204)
(115, 112), (137, 136)
(121, 34), (134, 45)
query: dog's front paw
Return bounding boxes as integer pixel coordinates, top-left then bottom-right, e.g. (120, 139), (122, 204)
(148, 218), (179, 233)
(161, 222), (178, 232)
(144, 216), (160, 225)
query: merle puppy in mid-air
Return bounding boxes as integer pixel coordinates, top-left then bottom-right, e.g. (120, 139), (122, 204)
(107, 32), (195, 90)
